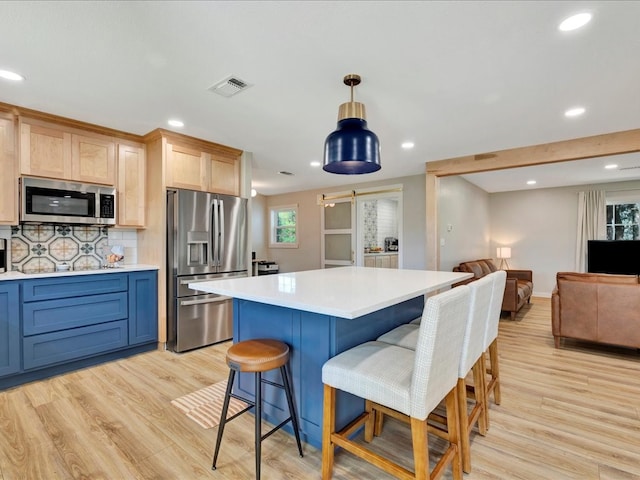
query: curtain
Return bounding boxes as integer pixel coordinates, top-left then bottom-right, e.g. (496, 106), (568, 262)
(575, 190), (606, 272)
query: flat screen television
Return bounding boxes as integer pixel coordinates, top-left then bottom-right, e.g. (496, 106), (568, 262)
(587, 240), (640, 275)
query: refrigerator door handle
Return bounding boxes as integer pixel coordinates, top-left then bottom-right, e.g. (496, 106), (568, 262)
(212, 198), (220, 268)
(219, 199), (225, 264)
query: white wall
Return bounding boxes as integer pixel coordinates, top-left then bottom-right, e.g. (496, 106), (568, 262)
(438, 176), (491, 272)
(489, 187), (576, 296)
(263, 174), (427, 273)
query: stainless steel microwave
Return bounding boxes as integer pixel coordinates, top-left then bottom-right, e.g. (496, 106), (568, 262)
(21, 177), (116, 225)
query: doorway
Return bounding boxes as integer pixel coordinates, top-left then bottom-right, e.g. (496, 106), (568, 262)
(319, 186), (403, 268)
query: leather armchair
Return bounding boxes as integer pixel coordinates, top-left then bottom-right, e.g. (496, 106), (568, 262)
(552, 272), (640, 349)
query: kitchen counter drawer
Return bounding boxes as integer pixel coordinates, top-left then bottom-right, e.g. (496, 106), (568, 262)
(23, 320), (128, 370)
(23, 292), (128, 336)
(23, 274), (128, 302)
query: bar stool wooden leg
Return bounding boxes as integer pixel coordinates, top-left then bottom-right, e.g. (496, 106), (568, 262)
(488, 340), (501, 404)
(456, 378), (471, 474)
(212, 369), (235, 471)
(410, 417), (429, 479)
(478, 353), (490, 428)
(446, 388), (463, 480)
(322, 384), (336, 480)
(472, 360), (488, 435)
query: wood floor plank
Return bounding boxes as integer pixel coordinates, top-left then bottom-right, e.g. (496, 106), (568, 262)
(35, 396), (142, 479)
(64, 375), (173, 465)
(0, 390), (72, 480)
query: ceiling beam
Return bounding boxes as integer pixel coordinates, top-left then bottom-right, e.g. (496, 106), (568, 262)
(426, 128), (640, 177)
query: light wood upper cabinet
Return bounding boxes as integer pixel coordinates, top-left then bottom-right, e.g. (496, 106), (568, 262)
(117, 142), (145, 227)
(165, 142), (208, 191)
(20, 122), (72, 179)
(210, 153), (240, 196)
(71, 134), (115, 185)
(20, 119), (115, 185)
(0, 114), (18, 225)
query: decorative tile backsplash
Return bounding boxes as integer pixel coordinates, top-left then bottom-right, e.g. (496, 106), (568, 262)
(363, 200), (378, 247)
(11, 224), (110, 273)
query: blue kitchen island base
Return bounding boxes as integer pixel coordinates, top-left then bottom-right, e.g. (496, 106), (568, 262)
(232, 295), (424, 449)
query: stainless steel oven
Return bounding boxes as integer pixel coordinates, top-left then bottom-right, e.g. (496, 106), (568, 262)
(21, 177), (116, 225)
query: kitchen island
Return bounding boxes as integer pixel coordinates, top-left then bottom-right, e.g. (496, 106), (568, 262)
(191, 266), (471, 448)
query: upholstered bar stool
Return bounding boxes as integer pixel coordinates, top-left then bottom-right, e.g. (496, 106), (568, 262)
(322, 285), (470, 480)
(376, 274), (494, 473)
(212, 339), (303, 480)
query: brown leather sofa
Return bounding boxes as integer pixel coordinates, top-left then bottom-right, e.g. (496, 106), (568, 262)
(551, 272), (640, 349)
(453, 259), (533, 320)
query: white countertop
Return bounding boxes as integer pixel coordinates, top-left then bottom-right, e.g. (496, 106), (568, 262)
(190, 266), (472, 319)
(0, 264), (159, 281)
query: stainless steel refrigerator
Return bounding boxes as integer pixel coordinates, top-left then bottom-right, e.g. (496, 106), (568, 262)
(166, 189), (248, 352)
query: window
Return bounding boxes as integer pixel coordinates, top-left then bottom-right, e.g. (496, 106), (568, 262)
(606, 203), (640, 240)
(269, 204), (298, 248)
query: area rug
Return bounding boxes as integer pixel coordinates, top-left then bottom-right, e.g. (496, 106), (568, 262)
(171, 380), (249, 429)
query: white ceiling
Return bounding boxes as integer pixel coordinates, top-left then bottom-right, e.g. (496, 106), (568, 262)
(1, 1), (639, 195)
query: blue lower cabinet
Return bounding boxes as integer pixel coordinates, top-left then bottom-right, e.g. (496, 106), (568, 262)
(0, 283), (20, 377)
(0, 270), (158, 389)
(128, 271), (158, 345)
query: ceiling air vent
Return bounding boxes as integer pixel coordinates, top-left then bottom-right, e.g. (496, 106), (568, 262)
(208, 75), (253, 98)
(618, 166), (640, 171)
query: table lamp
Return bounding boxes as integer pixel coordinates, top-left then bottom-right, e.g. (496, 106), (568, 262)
(496, 247), (511, 270)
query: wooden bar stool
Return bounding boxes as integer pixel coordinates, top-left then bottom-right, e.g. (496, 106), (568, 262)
(212, 339), (303, 480)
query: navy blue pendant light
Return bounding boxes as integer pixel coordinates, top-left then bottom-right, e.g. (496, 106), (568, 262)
(323, 74), (381, 174)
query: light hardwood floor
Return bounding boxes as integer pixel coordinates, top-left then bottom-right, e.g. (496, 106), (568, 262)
(1, 297), (640, 479)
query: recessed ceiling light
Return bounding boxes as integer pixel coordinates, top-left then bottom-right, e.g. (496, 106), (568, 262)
(401, 141), (415, 150)
(310, 161), (321, 167)
(251, 188), (257, 197)
(526, 180), (537, 185)
(564, 107), (585, 117)
(168, 119), (184, 127)
(0, 69), (25, 81)
(559, 13), (592, 32)
(605, 164), (618, 170)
